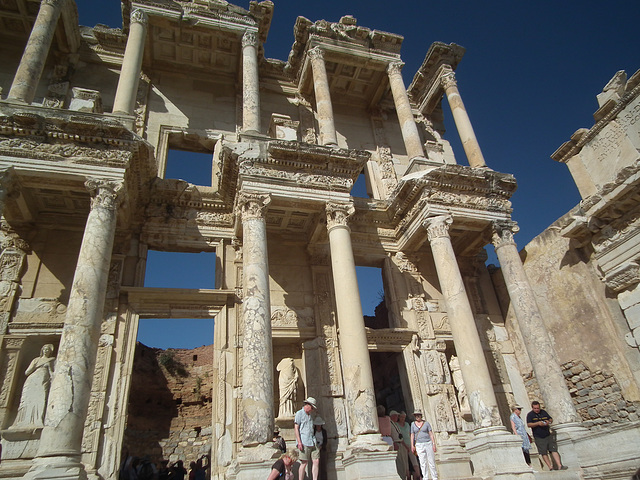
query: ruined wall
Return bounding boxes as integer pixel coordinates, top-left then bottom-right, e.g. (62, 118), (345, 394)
(124, 343), (213, 465)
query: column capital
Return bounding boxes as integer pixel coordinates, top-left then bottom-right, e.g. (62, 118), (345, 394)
(242, 30), (258, 48)
(491, 221), (519, 249)
(41, 0), (65, 9)
(325, 202), (355, 230)
(387, 61), (405, 76)
(237, 192), (271, 221)
(440, 71), (457, 90)
(423, 214), (453, 241)
(85, 178), (124, 211)
(130, 8), (148, 26)
(308, 46), (325, 62)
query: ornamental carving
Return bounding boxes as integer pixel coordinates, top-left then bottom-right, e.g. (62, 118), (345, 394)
(238, 163), (352, 190)
(393, 252), (417, 273)
(424, 215), (453, 241)
(242, 31), (258, 48)
(85, 179), (124, 211)
(307, 46), (324, 62)
(491, 221), (519, 249)
(271, 308), (314, 327)
(325, 202), (354, 230)
(0, 138), (131, 165)
(237, 193), (271, 221)
(130, 8), (148, 25)
(604, 262), (640, 292)
(196, 211), (234, 227)
(387, 61), (404, 76)
(441, 71), (457, 90)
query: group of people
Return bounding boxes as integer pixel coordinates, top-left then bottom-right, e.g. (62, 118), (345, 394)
(119, 453), (210, 480)
(510, 401), (567, 471)
(380, 406), (437, 480)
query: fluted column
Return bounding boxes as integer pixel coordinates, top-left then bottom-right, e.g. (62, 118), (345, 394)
(238, 193), (274, 446)
(440, 71), (486, 168)
(7, 0), (64, 104)
(26, 179), (123, 479)
(326, 202), (378, 436)
(308, 47), (338, 146)
(242, 31), (261, 134)
(424, 215), (501, 428)
(112, 9), (148, 115)
(387, 62), (425, 161)
(492, 222), (580, 424)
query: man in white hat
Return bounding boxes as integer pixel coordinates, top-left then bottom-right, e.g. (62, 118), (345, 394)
(295, 396), (319, 480)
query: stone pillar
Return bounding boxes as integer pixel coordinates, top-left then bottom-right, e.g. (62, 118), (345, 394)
(242, 31), (261, 134)
(325, 202), (378, 436)
(308, 47), (338, 147)
(112, 9), (148, 115)
(423, 215), (501, 428)
(238, 193), (274, 446)
(387, 62), (425, 161)
(491, 222), (580, 424)
(440, 71), (486, 168)
(25, 179), (123, 480)
(7, 0), (64, 104)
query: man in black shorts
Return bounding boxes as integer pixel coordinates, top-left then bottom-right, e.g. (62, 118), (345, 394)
(526, 401), (567, 470)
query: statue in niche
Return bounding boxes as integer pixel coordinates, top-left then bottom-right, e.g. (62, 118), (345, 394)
(448, 355), (470, 416)
(12, 344), (55, 428)
(276, 357), (299, 418)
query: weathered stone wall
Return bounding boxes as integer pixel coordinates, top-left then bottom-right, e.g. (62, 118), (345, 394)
(124, 343), (213, 465)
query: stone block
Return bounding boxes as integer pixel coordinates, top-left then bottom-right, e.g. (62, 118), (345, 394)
(623, 303), (640, 330)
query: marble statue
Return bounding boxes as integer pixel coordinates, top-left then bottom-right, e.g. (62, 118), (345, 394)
(276, 357), (299, 418)
(13, 344), (55, 428)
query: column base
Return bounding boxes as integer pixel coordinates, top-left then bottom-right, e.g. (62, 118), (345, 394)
(22, 456), (88, 480)
(340, 433), (398, 480)
(437, 435), (473, 479)
(465, 426), (535, 479)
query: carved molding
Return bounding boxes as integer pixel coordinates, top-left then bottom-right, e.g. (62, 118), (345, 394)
(604, 261), (640, 292)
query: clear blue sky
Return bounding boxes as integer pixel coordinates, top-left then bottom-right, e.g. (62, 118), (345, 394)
(74, 0), (640, 348)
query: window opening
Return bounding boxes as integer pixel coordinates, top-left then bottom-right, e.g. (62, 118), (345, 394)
(165, 149), (213, 186)
(351, 168), (370, 198)
(144, 251), (216, 289)
(356, 265), (388, 329)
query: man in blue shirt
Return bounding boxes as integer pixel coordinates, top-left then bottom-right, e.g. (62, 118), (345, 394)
(526, 401), (567, 470)
(295, 397), (319, 480)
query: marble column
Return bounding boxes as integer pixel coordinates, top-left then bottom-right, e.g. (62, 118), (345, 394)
(387, 62), (425, 161)
(7, 0), (64, 104)
(242, 31), (261, 134)
(112, 9), (148, 115)
(492, 222), (580, 424)
(308, 47), (338, 147)
(238, 193), (274, 446)
(326, 202), (378, 437)
(440, 71), (486, 168)
(423, 215), (501, 428)
(26, 179), (123, 480)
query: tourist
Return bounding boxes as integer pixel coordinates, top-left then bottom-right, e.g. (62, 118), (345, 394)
(273, 428), (286, 453)
(390, 410), (409, 480)
(313, 416), (328, 480)
(510, 405), (531, 465)
(526, 401), (567, 470)
(410, 410), (437, 480)
(294, 396), (320, 480)
(398, 412), (421, 479)
(168, 460), (187, 480)
(377, 405), (393, 446)
(266, 450), (298, 480)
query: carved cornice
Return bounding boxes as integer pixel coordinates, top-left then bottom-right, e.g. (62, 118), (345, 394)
(423, 215), (453, 241)
(326, 202), (354, 230)
(237, 192), (271, 221)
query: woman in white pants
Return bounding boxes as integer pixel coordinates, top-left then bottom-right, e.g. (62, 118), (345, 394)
(410, 410), (437, 480)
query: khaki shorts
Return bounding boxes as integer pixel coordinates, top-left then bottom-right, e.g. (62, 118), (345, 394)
(298, 444), (320, 461)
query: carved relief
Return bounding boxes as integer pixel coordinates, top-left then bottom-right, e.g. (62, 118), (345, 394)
(271, 308), (313, 327)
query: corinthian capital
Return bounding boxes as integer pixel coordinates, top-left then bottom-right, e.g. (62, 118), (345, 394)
(237, 192), (271, 221)
(308, 46), (325, 62)
(242, 30), (258, 48)
(440, 71), (457, 90)
(41, 0), (65, 9)
(387, 61), (404, 76)
(325, 202), (355, 230)
(423, 215), (453, 241)
(85, 179), (124, 211)
(130, 8), (148, 26)
(491, 221), (519, 249)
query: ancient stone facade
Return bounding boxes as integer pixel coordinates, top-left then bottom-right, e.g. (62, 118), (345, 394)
(0, 1), (637, 480)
